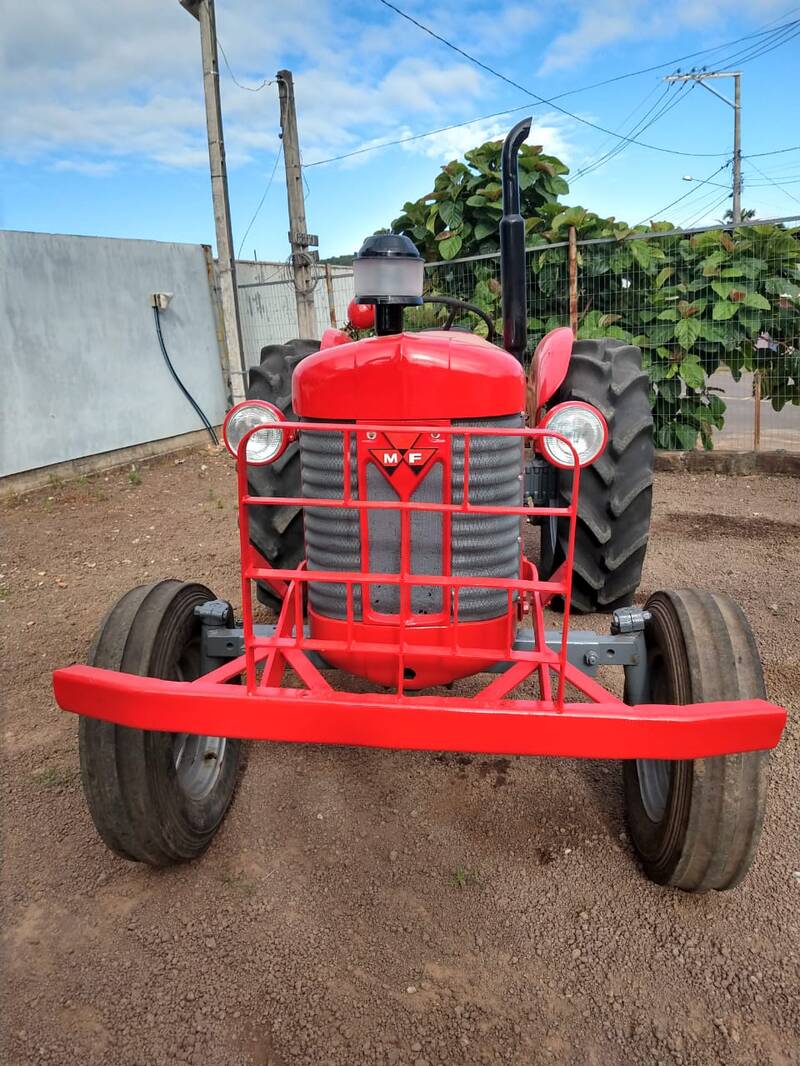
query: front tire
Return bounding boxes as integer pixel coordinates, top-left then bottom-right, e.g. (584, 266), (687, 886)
(79, 580), (242, 865)
(540, 338), (654, 613)
(623, 589), (770, 892)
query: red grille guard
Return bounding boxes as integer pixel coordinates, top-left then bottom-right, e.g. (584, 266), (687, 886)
(53, 420), (787, 758)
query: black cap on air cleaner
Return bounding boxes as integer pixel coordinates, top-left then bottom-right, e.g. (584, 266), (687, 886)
(353, 233), (425, 335)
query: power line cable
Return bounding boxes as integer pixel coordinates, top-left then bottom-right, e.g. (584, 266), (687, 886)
(682, 191), (732, 228)
(710, 21), (800, 66)
(217, 39), (272, 92)
(723, 22), (800, 65)
(570, 83), (672, 182)
(236, 144), (283, 258)
(375, 0), (795, 158)
(572, 82), (694, 183)
(305, 25), (800, 170)
(633, 162), (731, 227)
(747, 177), (800, 187)
(747, 159), (800, 207)
(744, 145), (800, 159)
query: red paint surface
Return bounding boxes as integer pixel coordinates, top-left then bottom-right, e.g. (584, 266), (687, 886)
(53, 664), (786, 759)
(532, 326), (574, 410)
(294, 332), (525, 420)
(346, 300), (375, 330)
(320, 327), (351, 350)
(51, 410), (788, 761)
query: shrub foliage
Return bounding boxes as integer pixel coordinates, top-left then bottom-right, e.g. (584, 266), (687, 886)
(392, 141), (800, 449)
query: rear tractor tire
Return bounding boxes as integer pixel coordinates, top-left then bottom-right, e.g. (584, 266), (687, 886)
(245, 339), (320, 611)
(624, 588), (770, 892)
(540, 338), (654, 613)
(79, 580), (242, 865)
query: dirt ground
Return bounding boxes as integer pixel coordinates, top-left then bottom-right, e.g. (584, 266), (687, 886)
(1, 449), (799, 1066)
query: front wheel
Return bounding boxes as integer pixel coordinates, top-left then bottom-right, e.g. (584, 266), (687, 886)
(623, 589), (770, 892)
(79, 580), (242, 865)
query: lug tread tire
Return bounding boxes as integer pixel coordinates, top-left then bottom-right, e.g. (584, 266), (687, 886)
(245, 339), (320, 609)
(79, 580), (241, 865)
(542, 338), (654, 613)
(623, 588), (769, 892)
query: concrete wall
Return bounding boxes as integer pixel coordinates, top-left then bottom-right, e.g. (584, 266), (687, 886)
(1, 230), (228, 477)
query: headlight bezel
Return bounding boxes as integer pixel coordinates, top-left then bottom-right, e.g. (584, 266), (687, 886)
(222, 400), (292, 466)
(539, 400), (608, 470)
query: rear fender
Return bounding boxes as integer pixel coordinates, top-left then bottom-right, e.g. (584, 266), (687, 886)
(531, 326), (574, 415)
(320, 327), (351, 350)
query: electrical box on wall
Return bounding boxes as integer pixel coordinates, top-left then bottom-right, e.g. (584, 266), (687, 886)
(150, 292), (173, 310)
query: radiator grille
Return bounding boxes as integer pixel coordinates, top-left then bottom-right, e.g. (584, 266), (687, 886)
(300, 416), (523, 621)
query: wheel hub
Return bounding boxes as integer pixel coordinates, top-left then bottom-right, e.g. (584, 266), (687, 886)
(636, 758), (672, 822)
(173, 733), (227, 801)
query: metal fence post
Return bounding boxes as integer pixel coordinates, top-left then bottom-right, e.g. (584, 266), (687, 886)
(324, 265), (337, 329)
(753, 370), (762, 452)
(568, 226), (578, 335)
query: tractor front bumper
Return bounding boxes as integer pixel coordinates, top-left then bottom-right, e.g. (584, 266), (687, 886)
(53, 652), (786, 760)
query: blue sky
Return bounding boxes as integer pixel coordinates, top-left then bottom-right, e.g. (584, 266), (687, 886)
(2, 0), (799, 261)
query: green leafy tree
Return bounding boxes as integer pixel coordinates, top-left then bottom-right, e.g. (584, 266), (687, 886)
(391, 140), (568, 262)
(391, 141), (800, 450)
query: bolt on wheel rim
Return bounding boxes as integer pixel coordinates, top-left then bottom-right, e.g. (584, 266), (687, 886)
(636, 758), (672, 822)
(173, 734), (227, 801)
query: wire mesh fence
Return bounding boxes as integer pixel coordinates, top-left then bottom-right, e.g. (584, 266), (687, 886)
(234, 219), (800, 452)
(236, 260), (354, 367)
(422, 217), (800, 452)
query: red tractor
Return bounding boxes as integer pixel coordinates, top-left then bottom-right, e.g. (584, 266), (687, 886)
(54, 120), (785, 892)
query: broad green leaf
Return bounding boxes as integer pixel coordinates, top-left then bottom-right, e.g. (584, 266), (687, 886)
(551, 206), (590, 230)
(654, 266), (673, 289)
(679, 356), (706, 389)
(438, 201), (463, 229)
(675, 317), (701, 349)
(695, 321), (726, 344)
(712, 301), (738, 321)
(630, 241), (653, 269)
(473, 221), (495, 240)
(649, 322), (676, 345)
(659, 377), (681, 401)
(742, 291), (771, 311)
(657, 309), (679, 321)
(438, 234), (463, 260)
(465, 195), (486, 207)
(701, 251), (727, 276)
(673, 422), (699, 450)
(710, 280), (735, 299)
(764, 276), (800, 300)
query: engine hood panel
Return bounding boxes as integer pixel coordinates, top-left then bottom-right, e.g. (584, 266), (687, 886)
(293, 331), (525, 420)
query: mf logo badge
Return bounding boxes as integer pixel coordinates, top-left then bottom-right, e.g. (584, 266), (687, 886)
(363, 430), (444, 495)
(369, 432), (435, 475)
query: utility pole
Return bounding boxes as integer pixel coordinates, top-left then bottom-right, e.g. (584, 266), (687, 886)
(665, 71), (742, 223)
(276, 70), (319, 339)
(180, 0), (246, 404)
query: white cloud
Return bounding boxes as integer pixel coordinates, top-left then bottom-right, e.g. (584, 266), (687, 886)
(1, 0), (537, 176)
(400, 113), (572, 164)
(540, 0), (787, 73)
(49, 159), (118, 176)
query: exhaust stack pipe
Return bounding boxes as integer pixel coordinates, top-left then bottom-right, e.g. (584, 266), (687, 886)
(500, 117), (532, 364)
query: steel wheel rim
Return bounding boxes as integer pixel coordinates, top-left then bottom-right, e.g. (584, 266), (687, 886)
(636, 758), (672, 822)
(173, 733), (227, 801)
(170, 632), (228, 802)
